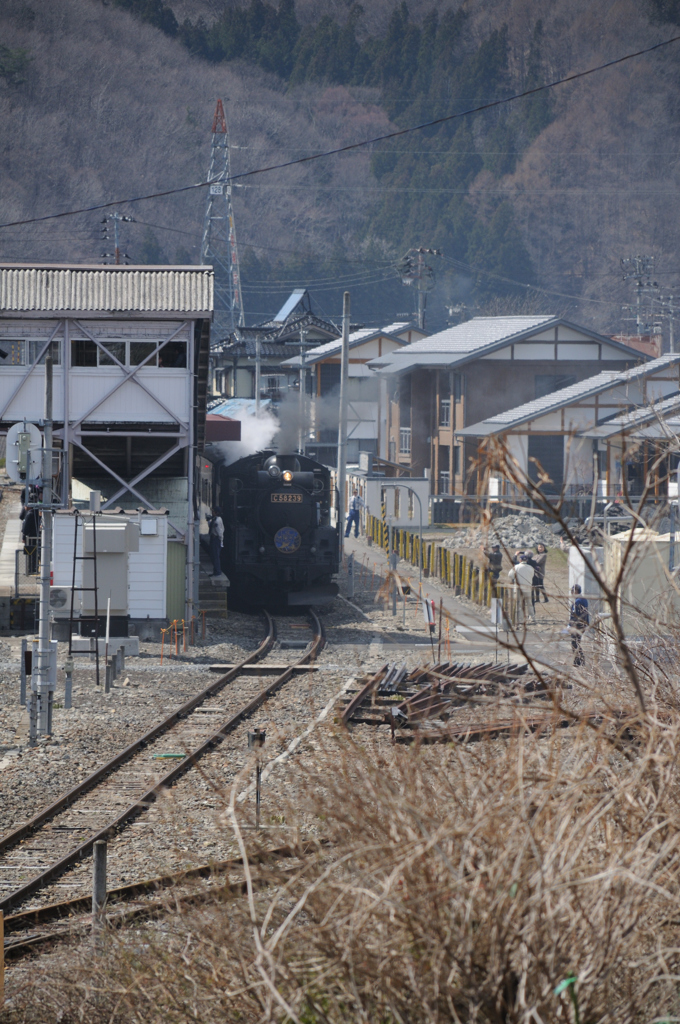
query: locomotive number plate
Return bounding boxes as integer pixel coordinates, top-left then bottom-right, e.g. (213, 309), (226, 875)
(271, 493), (302, 503)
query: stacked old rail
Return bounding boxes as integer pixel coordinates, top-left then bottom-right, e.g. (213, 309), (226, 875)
(0, 610), (324, 916)
(340, 660), (579, 742)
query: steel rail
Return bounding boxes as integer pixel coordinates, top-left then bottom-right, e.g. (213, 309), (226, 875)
(0, 609), (324, 914)
(340, 665), (387, 725)
(4, 840), (325, 937)
(0, 611), (275, 858)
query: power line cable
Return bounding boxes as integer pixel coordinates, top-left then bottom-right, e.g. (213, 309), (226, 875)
(0, 33), (678, 232)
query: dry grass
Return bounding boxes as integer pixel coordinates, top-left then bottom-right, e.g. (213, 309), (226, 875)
(7, 698), (680, 1024)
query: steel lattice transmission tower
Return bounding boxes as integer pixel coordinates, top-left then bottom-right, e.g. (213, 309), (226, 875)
(201, 99), (244, 341)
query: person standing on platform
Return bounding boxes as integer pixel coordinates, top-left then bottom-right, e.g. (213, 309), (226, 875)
(20, 502), (40, 575)
(484, 544), (503, 584)
(345, 489), (364, 538)
(208, 507), (224, 577)
(569, 584), (589, 666)
(532, 543), (548, 606)
(508, 553), (535, 624)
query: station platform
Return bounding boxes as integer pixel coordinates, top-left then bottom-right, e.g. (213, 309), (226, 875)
(0, 499), (38, 599)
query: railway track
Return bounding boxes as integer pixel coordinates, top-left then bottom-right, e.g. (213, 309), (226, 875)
(0, 609), (324, 917)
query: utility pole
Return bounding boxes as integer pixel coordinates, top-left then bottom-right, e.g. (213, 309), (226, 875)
(397, 247), (441, 329)
(654, 293), (679, 353)
(298, 328), (308, 453)
(35, 351), (54, 738)
(621, 255), (658, 336)
(337, 293), (350, 558)
(201, 99), (245, 341)
(101, 213), (134, 265)
(255, 334), (261, 415)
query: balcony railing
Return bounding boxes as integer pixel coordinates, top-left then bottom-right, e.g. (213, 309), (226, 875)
(399, 427), (411, 455)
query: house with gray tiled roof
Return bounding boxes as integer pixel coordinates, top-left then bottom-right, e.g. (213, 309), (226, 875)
(457, 354), (680, 497)
(282, 322), (426, 466)
(368, 315), (647, 495)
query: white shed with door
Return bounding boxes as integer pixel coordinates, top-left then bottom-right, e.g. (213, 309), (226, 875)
(50, 510), (169, 639)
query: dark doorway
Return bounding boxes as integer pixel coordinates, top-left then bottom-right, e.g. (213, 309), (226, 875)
(528, 435), (564, 491)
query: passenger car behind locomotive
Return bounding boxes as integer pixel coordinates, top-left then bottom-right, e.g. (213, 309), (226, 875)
(207, 450), (339, 606)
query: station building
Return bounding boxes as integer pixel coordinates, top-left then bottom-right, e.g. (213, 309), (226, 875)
(0, 262), (215, 620)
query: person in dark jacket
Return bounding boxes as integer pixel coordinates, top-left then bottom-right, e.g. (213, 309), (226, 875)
(569, 584), (589, 666)
(532, 543), (548, 606)
(484, 544), (503, 582)
(20, 505), (40, 575)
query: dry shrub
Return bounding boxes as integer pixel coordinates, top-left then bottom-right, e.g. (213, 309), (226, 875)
(7, 709), (680, 1024)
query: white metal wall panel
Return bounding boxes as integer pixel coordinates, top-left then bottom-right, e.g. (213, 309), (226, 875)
(0, 268), (212, 313)
(66, 369), (188, 423)
(52, 515), (81, 589)
(0, 369), (65, 421)
(52, 513), (167, 618)
(128, 519), (167, 619)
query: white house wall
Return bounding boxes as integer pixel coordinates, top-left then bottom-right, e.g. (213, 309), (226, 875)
(506, 434), (528, 475)
(565, 437), (594, 488)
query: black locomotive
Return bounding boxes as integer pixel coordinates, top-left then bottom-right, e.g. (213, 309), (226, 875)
(207, 450), (339, 606)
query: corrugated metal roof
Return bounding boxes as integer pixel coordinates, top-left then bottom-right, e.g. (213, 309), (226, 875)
(459, 354), (680, 436)
(0, 265), (213, 314)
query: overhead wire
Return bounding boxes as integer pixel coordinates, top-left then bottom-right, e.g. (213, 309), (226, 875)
(0, 33), (678, 232)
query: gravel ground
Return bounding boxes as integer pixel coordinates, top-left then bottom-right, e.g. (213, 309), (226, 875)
(1, 549), (629, 989)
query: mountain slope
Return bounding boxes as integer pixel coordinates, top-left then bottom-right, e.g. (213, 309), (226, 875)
(0, 0), (678, 335)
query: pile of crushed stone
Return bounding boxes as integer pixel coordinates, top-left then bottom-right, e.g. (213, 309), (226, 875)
(442, 513), (561, 552)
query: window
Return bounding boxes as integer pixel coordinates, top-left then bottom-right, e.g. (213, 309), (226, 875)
(399, 427), (411, 455)
(28, 339), (61, 365)
(72, 338), (186, 368)
(389, 440), (396, 462)
(453, 446), (460, 475)
(319, 362), (341, 396)
(440, 398), (451, 427)
(72, 338), (98, 367)
(528, 435), (564, 490)
(158, 341), (186, 368)
(454, 373), (463, 402)
(439, 470), (450, 494)
(130, 342), (158, 366)
(0, 341), (25, 365)
(98, 342), (125, 366)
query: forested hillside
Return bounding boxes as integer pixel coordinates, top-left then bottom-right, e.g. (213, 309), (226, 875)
(0, 0), (678, 334)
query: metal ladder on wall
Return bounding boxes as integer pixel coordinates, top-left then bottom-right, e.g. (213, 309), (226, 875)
(67, 510), (101, 687)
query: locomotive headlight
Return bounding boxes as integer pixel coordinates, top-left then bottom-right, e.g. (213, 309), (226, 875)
(282, 470), (293, 483)
(259, 546), (266, 554)
(268, 465), (281, 479)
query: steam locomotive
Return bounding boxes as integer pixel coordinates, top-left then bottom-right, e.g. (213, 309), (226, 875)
(203, 450), (339, 607)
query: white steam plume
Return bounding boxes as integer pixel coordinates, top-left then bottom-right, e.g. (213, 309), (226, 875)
(215, 406), (279, 465)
